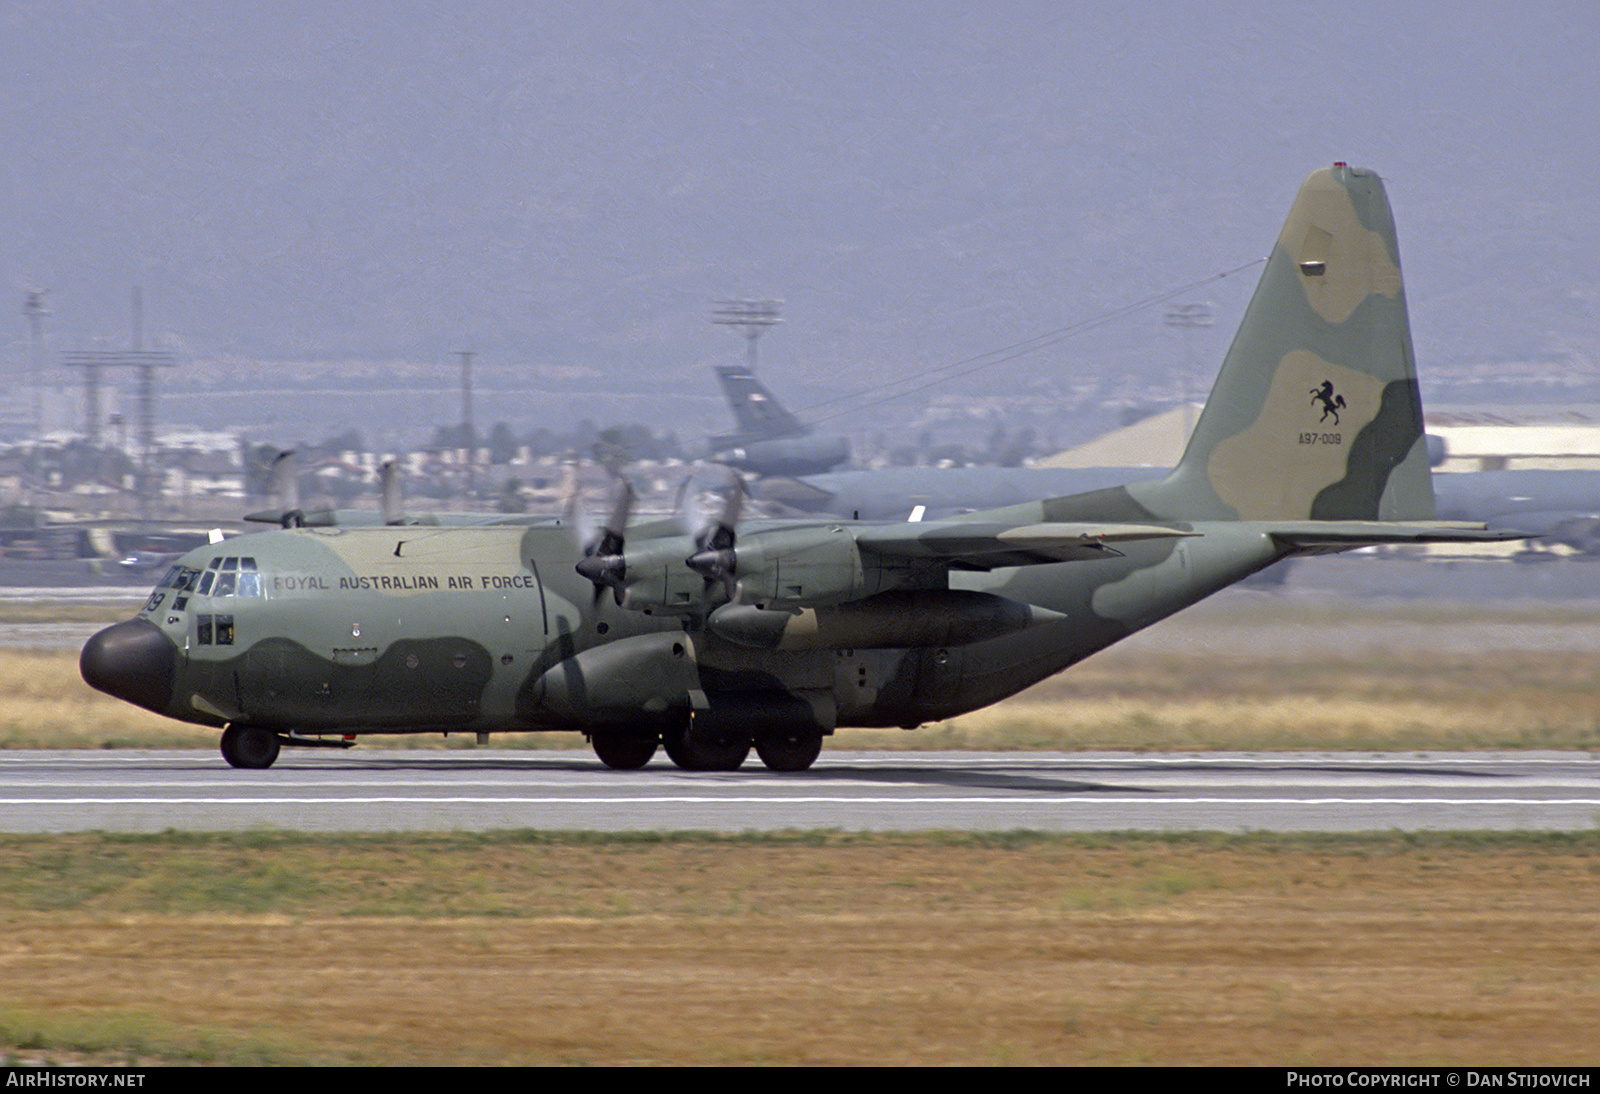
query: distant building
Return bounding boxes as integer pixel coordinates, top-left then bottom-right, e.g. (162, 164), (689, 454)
(1426, 405), (1600, 472)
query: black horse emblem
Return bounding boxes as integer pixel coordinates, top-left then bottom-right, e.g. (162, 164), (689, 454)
(1310, 380), (1346, 425)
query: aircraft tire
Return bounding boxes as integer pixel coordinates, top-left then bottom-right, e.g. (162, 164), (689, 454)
(591, 730), (658, 770)
(662, 723), (750, 771)
(754, 731), (823, 772)
(220, 724), (280, 769)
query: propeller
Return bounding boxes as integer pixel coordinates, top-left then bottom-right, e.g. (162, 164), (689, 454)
(270, 449), (305, 528)
(685, 474), (745, 606)
(380, 459), (403, 525)
(573, 476), (635, 605)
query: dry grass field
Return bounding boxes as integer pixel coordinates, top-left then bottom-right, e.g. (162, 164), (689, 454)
(0, 831), (1597, 1066)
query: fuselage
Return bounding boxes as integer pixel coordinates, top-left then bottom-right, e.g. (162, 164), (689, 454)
(80, 515), (1282, 741)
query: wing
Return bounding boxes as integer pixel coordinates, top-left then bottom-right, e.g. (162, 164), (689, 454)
(853, 520), (1197, 570)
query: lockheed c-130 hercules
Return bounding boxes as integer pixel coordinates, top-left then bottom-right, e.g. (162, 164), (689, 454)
(82, 165), (1519, 772)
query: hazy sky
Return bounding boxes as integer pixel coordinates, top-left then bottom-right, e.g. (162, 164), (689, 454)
(4, 1), (1598, 436)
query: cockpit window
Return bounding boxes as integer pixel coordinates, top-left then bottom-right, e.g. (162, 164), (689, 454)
(159, 564), (202, 611)
(191, 556), (260, 599)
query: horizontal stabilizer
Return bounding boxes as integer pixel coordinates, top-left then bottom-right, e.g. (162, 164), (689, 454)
(1267, 520), (1526, 555)
(242, 507), (491, 528)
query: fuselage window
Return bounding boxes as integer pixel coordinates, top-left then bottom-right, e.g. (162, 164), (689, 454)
(215, 614), (234, 645)
(197, 614), (213, 645)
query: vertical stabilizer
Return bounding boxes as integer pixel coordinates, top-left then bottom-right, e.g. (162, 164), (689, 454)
(1136, 164), (1434, 523)
(713, 364), (810, 442)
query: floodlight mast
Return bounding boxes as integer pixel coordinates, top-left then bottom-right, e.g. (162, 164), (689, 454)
(20, 290), (49, 504)
(711, 299), (782, 371)
(22, 289), (48, 444)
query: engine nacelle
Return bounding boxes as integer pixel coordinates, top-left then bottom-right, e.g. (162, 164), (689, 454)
(616, 536), (713, 615)
(727, 524), (878, 609)
(711, 434), (851, 477)
(617, 524), (901, 616)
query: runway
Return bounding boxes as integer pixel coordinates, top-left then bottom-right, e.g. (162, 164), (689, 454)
(0, 749), (1595, 833)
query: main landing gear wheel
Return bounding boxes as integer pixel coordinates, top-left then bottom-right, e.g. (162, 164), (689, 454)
(590, 730), (659, 770)
(662, 723), (750, 771)
(220, 724), (281, 769)
(754, 731), (823, 772)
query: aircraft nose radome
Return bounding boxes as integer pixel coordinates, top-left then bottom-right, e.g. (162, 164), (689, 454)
(80, 618), (176, 714)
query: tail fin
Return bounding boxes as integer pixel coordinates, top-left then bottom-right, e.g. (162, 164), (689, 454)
(1138, 164), (1435, 523)
(713, 364), (809, 442)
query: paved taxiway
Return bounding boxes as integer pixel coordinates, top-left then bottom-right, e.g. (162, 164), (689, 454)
(0, 749), (1595, 833)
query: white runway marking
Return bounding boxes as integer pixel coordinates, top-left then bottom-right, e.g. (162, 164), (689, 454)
(4, 796), (1600, 808)
(1, 750), (1596, 832)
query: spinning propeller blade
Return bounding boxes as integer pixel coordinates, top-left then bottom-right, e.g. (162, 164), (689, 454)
(685, 474), (745, 605)
(380, 460), (403, 525)
(573, 477), (635, 605)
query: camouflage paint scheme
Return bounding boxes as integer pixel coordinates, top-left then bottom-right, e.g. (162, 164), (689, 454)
(81, 166), (1516, 771)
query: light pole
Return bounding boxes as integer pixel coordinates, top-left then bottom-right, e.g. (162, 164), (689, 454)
(22, 289), (48, 444)
(711, 299), (782, 371)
